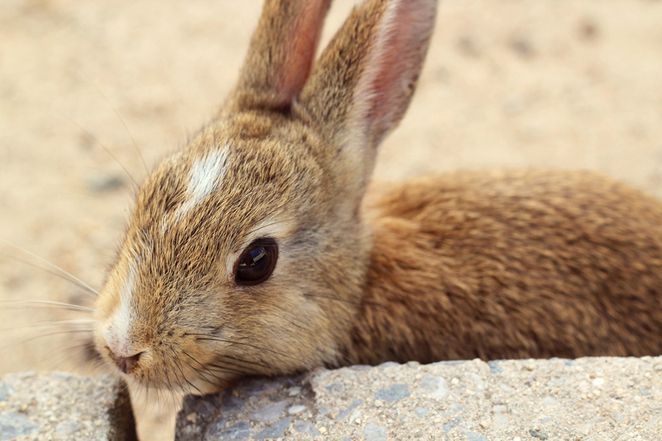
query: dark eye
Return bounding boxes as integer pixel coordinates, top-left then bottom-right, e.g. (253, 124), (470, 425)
(234, 238), (278, 286)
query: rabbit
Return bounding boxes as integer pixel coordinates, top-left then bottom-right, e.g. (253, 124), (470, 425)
(93, 0), (662, 395)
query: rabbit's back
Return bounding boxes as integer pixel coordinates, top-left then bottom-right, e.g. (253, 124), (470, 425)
(348, 170), (662, 364)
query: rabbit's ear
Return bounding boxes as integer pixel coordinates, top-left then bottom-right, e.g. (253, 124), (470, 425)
(298, 0), (436, 163)
(229, 0), (331, 112)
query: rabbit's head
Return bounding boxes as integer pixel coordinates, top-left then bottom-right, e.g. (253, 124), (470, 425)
(94, 0), (436, 394)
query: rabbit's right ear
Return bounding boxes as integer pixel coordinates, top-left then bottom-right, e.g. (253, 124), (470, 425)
(227, 0), (331, 113)
(297, 0), (436, 181)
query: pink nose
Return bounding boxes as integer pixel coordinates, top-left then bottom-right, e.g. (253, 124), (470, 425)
(107, 348), (143, 374)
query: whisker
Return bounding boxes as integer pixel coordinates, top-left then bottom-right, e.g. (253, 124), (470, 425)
(215, 355), (264, 372)
(165, 349), (181, 390)
(266, 303), (309, 332)
(206, 361), (247, 378)
(0, 329), (94, 364)
(66, 120), (140, 189)
(181, 350), (220, 386)
(196, 365), (234, 391)
(167, 349), (190, 394)
(41, 341), (100, 372)
(170, 349), (202, 395)
(191, 335), (293, 361)
(1, 299), (94, 313)
(0, 319), (94, 334)
(4, 255), (99, 298)
(82, 356), (111, 374)
(142, 381), (152, 409)
(142, 380), (151, 408)
(22, 329), (94, 341)
(198, 368), (237, 388)
(40, 318), (95, 326)
(1, 239), (99, 297)
(184, 326), (270, 369)
(92, 83), (149, 174)
(223, 353), (271, 370)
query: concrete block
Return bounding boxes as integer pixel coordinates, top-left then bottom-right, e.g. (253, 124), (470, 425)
(176, 356), (662, 440)
(0, 372), (136, 441)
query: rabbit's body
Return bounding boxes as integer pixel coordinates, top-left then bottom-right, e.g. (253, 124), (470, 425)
(93, 0), (662, 395)
(348, 170), (662, 365)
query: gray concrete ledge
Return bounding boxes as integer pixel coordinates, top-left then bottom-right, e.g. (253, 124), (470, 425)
(0, 372), (136, 441)
(176, 356), (662, 440)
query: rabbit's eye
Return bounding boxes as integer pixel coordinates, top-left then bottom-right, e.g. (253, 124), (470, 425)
(235, 238), (278, 286)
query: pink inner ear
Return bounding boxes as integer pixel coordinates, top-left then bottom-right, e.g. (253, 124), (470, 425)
(360, 0), (434, 145)
(277, 0), (329, 107)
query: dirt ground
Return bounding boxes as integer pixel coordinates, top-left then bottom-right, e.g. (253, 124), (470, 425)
(1, 0), (661, 439)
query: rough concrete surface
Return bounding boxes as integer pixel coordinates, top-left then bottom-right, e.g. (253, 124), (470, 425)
(176, 356), (662, 440)
(0, 372), (136, 441)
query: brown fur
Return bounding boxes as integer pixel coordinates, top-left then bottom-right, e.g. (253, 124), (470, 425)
(349, 170), (662, 364)
(93, 0), (662, 395)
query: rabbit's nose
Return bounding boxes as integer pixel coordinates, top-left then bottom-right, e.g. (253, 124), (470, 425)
(108, 348), (144, 374)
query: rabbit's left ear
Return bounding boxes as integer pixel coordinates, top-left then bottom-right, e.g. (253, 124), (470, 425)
(298, 0), (436, 159)
(229, 0), (331, 112)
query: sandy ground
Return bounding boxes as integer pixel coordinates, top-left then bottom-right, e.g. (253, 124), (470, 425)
(1, 0), (661, 439)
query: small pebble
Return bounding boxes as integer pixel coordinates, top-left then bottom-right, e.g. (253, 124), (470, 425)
(508, 35), (535, 59)
(287, 405), (306, 415)
(578, 17), (600, 41)
(364, 422), (387, 441)
(374, 384), (410, 403)
(418, 375), (448, 400)
(379, 361), (400, 369)
(185, 412), (197, 423)
(251, 400), (288, 423)
(488, 361), (504, 374)
(350, 408), (363, 424)
(522, 361), (536, 371)
(457, 35), (481, 57)
(86, 174), (126, 193)
(492, 404), (508, 413)
(529, 428), (549, 440)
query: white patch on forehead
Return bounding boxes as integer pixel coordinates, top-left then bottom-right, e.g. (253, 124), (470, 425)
(175, 149), (229, 219)
(103, 262), (137, 357)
